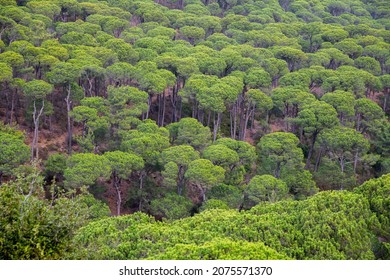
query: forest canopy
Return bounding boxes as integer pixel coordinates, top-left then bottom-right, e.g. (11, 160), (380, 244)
(0, 0), (389, 260)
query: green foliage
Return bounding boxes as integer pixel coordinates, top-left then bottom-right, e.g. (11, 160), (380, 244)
(150, 192), (193, 220)
(103, 151), (144, 179)
(354, 174), (390, 241)
(120, 123), (170, 166)
(273, 46), (307, 71)
(257, 132), (304, 178)
(22, 79), (53, 99)
(161, 145), (199, 167)
(214, 138), (256, 168)
(0, 0), (389, 261)
(64, 153), (111, 188)
(294, 101), (339, 135)
(0, 165), (109, 259)
(319, 127), (369, 155)
(315, 126), (369, 189)
(180, 26), (205, 44)
(0, 130), (29, 178)
(154, 238), (288, 260)
(200, 199), (229, 211)
(247, 89), (273, 112)
(44, 153), (67, 176)
(207, 184), (243, 209)
(321, 90), (355, 125)
(185, 159), (225, 200)
(70, 190), (378, 260)
(203, 144), (239, 167)
(242, 175), (289, 209)
(47, 62), (80, 85)
(161, 161), (179, 190)
(167, 117), (211, 150)
(355, 98), (385, 133)
(280, 169), (318, 200)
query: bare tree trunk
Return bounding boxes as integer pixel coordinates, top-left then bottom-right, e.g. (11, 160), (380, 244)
(4, 87), (10, 124)
(65, 84), (72, 154)
(31, 102), (37, 160)
(161, 89), (166, 126)
(233, 103), (238, 139)
(196, 184), (206, 203)
(230, 109), (233, 138)
(305, 132), (318, 169)
(192, 99), (197, 118)
(32, 100), (45, 160)
(355, 113), (361, 132)
(242, 103), (253, 141)
(88, 78), (93, 97)
(9, 90), (15, 125)
(237, 95), (246, 140)
(113, 173), (122, 216)
(145, 93), (152, 119)
(157, 94), (162, 126)
(340, 157), (345, 173)
(383, 89), (388, 112)
(353, 151), (359, 174)
(138, 170), (146, 211)
(284, 104), (289, 131)
(213, 112), (222, 142)
(275, 162), (281, 178)
(171, 84), (177, 123)
(178, 96), (182, 120)
(198, 108), (204, 124)
(314, 148), (322, 172)
(250, 108), (256, 130)
(177, 166), (185, 195)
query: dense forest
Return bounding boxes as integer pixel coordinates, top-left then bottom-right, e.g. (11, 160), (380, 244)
(0, 0), (389, 260)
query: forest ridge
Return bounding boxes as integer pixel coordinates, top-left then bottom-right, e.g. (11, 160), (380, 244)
(0, 0), (389, 260)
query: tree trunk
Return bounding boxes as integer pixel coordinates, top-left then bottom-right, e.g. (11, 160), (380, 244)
(196, 184), (206, 203)
(31, 102), (37, 160)
(161, 89), (166, 126)
(198, 108), (204, 124)
(353, 151), (359, 174)
(88, 78), (93, 97)
(4, 87), (10, 124)
(251, 108), (256, 130)
(275, 162), (281, 178)
(314, 148), (322, 172)
(284, 104), (289, 131)
(305, 131), (318, 169)
(192, 99), (197, 119)
(145, 93), (152, 119)
(113, 173), (122, 216)
(138, 170), (146, 211)
(340, 157), (345, 173)
(177, 165), (185, 195)
(242, 103), (253, 141)
(31, 100), (45, 160)
(171, 84), (177, 123)
(383, 89), (388, 112)
(356, 113), (361, 132)
(157, 94), (162, 126)
(9, 89), (16, 125)
(230, 109), (233, 138)
(65, 84), (72, 154)
(178, 96), (182, 120)
(213, 112), (222, 142)
(233, 103), (238, 139)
